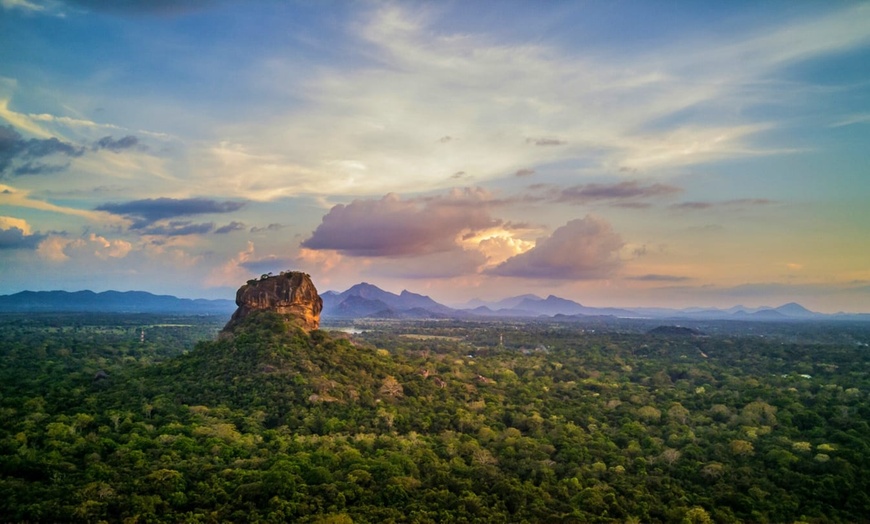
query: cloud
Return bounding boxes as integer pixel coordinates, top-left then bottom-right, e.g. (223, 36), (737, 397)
(250, 223), (284, 233)
(214, 221), (246, 234)
(628, 274), (692, 282)
(556, 180), (682, 205)
(12, 161), (71, 176)
(1, 183), (113, 222)
(0, 125), (84, 177)
(138, 220), (215, 236)
(301, 189), (501, 257)
(0, 0), (46, 13)
(37, 232), (132, 262)
(488, 215), (624, 280)
(65, 0), (219, 15)
(368, 249), (488, 279)
(830, 113), (870, 128)
(93, 135), (140, 152)
(0, 226), (45, 249)
(526, 138), (567, 146)
(95, 197), (244, 228)
(162, 3), (870, 201)
(670, 198), (774, 211)
(514, 168), (535, 177)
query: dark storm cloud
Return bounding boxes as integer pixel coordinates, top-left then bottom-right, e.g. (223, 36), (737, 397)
(214, 221), (246, 234)
(0, 125), (84, 177)
(0, 227), (45, 250)
(488, 216), (624, 280)
(93, 135), (140, 152)
(95, 197), (245, 228)
(139, 221), (215, 236)
(302, 190), (501, 257)
(556, 180), (681, 204)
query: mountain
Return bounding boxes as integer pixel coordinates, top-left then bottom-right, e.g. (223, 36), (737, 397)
(461, 294), (543, 310)
(0, 290), (235, 314)
(773, 302), (816, 318)
(322, 284), (841, 322)
(322, 282), (456, 319)
(512, 295), (638, 317)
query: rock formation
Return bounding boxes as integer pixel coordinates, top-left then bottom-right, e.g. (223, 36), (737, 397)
(222, 271), (323, 333)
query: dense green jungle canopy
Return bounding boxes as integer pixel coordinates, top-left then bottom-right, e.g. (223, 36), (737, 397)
(1, 312), (869, 523)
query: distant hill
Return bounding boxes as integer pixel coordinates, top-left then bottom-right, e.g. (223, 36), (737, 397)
(0, 290), (236, 314)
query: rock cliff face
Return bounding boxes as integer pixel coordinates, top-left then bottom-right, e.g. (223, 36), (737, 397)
(222, 271), (323, 333)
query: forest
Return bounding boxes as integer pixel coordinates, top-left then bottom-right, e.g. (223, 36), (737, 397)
(1, 312), (869, 523)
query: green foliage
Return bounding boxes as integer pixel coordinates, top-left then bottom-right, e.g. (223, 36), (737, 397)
(2, 313), (870, 522)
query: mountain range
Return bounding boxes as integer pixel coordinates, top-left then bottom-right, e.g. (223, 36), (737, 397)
(2, 285), (867, 321)
(0, 290), (236, 314)
(321, 283), (868, 322)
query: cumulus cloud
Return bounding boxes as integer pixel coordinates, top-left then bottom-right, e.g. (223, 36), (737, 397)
(95, 197), (244, 228)
(0, 217), (45, 250)
(488, 215), (624, 280)
(301, 189), (501, 257)
(556, 180), (681, 205)
(0, 226), (45, 249)
(36, 233), (132, 262)
(0, 125), (84, 177)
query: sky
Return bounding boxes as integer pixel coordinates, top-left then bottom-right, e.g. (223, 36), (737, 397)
(1, 0), (869, 313)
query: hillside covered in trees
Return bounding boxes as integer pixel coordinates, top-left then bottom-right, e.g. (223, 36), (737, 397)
(1, 312), (869, 522)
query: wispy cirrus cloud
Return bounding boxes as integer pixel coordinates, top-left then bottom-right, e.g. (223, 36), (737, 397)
(208, 3), (870, 200)
(670, 198), (774, 211)
(628, 274), (692, 282)
(556, 180), (682, 205)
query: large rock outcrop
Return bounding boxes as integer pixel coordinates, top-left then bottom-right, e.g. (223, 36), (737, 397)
(222, 271), (323, 333)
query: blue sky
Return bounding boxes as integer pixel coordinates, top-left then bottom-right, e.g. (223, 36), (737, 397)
(1, 0), (869, 312)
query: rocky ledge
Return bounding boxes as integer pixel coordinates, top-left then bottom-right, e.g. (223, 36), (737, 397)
(222, 271), (323, 334)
